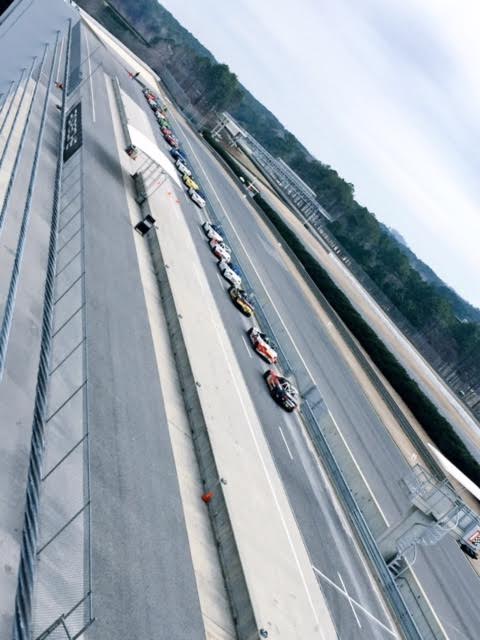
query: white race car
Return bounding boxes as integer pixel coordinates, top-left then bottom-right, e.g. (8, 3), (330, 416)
(176, 159), (191, 176)
(189, 188), (206, 208)
(202, 221), (223, 243)
(209, 236), (230, 250)
(218, 260), (242, 288)
(211, 241), (231, 262)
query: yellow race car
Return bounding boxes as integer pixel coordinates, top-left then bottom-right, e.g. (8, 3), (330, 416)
(228, 286), (254, 317)
(183, 174), (199, 191)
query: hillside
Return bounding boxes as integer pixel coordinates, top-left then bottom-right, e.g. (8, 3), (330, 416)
(77, 0), (480, 412)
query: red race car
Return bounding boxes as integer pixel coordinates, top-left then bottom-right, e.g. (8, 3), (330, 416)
(164, 134), (179, 148)
(247, 327), (277, 364)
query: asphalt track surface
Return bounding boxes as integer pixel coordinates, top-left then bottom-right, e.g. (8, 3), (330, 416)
(86, 25), (395, 640)
(158, 79), (480, 640)
(66, 21), (480, 640)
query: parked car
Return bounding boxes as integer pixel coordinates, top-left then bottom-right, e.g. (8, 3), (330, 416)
(460, 542), (479, 560)
(156, 111), (169, 124)
(164, 134), (179, 148)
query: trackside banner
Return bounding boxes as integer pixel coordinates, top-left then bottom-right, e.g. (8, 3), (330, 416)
(63, 102), (82, 161)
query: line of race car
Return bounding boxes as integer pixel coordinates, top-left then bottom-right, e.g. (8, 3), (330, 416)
(143, 88), (208, 208)
(142, 87), (299, 413)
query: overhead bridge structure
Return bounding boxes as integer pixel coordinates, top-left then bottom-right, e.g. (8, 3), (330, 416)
(211, 111), (335, 221)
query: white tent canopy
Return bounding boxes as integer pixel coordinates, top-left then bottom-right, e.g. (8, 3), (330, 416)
(428, 443), (480, 502)
(127, 124), (182, 188)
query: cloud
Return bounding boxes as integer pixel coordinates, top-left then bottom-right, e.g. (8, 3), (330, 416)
(160, 0), (480, 305)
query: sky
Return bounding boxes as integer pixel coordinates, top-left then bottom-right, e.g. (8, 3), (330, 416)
(160, 0), (480, 307)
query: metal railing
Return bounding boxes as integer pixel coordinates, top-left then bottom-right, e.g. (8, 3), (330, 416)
(0, 47), (48, 238)
(205, 139), (447, 483)
(301, 399), (423, 638)
(0, 57), (36, 172)
(11, 20), (94, 640)
(0, 67), (25, 137)
(0, 34), (58, 380)
(32, 114), (93, 640)
(174, 126), (424, 638)
(0, 80), (15, 120)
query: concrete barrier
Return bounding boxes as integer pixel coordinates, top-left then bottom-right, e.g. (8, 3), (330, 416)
(133, 172), (257, 638)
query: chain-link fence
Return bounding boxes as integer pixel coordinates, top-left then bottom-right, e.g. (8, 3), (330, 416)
(31, 145), (93, 640)
(13, 20), (94, 640)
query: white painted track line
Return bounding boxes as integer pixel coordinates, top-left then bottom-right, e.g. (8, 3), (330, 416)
(279, 425), (294, 460)
(201, 271), (324, 630)
(171, 109), (400, 624)
(338, 572), (362, 629)
(312, 566), (398, 637)
(83, 27), (96, 122)
(242, 335), (253, 358)
(409, 564), (449, 639)
(328, 409), (390, 527)
(169, 113), (317, 385)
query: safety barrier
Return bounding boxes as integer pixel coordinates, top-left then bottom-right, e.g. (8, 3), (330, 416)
(205, 137), (446, 482)
(177, 126), (424, 639)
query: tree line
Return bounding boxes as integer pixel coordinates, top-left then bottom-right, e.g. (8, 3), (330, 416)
(79, 0), (480, 413)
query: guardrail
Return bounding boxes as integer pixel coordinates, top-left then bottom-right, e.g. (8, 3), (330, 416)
(301, 398), (423, 638)
(0, 49), (46, 238)
(175, 128), (424, 639)
(203, 138), (446, 482)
